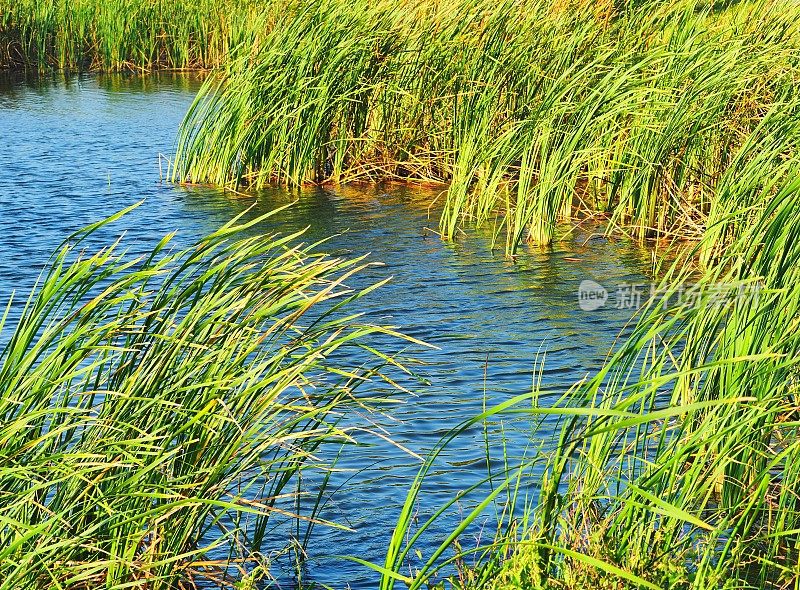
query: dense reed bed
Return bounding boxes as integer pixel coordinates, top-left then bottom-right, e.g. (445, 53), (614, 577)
(5, 0), (800, 585)
(172, 0), (800, 252)
(6, 0), (798, 251)
(0, 0), (264, 70)
(376, 161), (800, 586)
(0, 206), (413, 589)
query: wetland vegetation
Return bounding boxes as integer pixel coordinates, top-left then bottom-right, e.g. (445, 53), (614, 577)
(1, 0), (799, 588)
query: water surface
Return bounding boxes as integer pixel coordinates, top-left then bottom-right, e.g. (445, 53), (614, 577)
(0, 73), (652, 588)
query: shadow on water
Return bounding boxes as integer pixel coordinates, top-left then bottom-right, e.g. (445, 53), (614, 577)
(0, 73), (658, 588)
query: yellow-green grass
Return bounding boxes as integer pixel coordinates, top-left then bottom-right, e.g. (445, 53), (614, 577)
(5, 0), (797, 254)
(171, 0), (800, 253)
(4, 1), (800, 585)
(375, 163), (800, 589)
(0, 206), (414, 589)
(0, 0), (267, 71)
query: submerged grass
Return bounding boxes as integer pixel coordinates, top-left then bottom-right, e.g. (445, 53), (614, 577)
(0, 205), (414, 589)
(171, 0), (800, 253)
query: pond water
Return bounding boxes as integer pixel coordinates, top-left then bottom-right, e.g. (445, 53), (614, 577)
(0, 73), (653, 588)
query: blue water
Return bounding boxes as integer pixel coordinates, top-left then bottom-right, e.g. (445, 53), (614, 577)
(0, 72), (652, 588)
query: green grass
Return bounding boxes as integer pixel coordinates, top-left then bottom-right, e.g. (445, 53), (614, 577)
(6, 0), (799, 253)
(170, 0), (800, 253)
(0, 0), (266, 71)
(4, 0), (800, 585)
(0, 205), (414, 589)
(373, 161), (800, 588)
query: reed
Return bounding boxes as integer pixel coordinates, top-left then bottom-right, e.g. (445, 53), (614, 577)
(0, 0), (266, 71)
(6, 0), (798, 252)
(0, 206), (413, 589)
(5, 0), (800, 585)
(171, 0), (800, 253)
(374, 159), (800, 588)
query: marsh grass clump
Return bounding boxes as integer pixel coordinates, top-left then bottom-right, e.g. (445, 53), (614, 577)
(375, 170), (800, 587)
(7, 0), (799, 252)
(0, 0), (265, 71)
(172, 0), (800, 253)
(0, 206), (414, 589)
